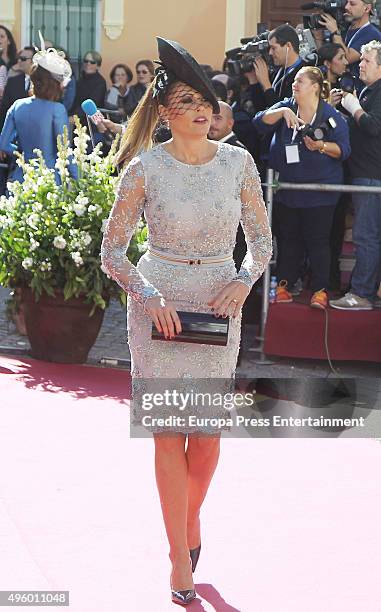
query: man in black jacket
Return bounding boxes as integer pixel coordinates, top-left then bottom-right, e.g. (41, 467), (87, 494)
(208, 102), (259, 351)
(208, 100), (246, 148)
(0, 46), (35, 130)
(246, 24), (304, 112)
(330, 40), (381, 310)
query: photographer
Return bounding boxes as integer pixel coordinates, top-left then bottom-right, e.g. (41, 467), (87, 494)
(253, 66), (350, 308)
(247, 24), (304, 110)
(318, 42), (348, 84)
(319, 0), (381, 92)
(330, 40), (381, 310)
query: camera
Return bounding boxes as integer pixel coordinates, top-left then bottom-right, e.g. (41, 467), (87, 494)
(301, 0), (346, 32)
(299, 116), (337, 140)
(226, 32), (272, 77)
(337, 71), (356, 93)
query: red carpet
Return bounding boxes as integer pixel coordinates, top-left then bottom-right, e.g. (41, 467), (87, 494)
(264, 295), (381, 362)
(1, 355), (381, 611)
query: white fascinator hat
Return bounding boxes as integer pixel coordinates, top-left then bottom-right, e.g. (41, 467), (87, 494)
(33, 31), (72, 87)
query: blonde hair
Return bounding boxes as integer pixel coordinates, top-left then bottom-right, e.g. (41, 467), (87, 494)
(297, 66), (331, 101)
(116, 81), (160, 166)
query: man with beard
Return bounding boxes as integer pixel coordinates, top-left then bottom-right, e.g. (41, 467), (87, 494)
(319, 0), (381, 93)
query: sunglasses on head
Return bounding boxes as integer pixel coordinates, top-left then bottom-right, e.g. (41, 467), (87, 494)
(18, 56), (31, 62)
(84, 59), (97, 65)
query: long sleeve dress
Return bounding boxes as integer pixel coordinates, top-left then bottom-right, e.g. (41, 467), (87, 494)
(101, 142), (272, 434)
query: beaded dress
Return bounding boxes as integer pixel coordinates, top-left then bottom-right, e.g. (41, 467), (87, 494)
(101, 141), (272, 433)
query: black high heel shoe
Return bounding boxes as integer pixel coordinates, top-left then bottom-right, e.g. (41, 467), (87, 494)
(189, 543), (201, 573)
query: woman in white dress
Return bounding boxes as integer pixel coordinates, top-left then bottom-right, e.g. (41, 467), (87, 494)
(101, 37), (272, 606)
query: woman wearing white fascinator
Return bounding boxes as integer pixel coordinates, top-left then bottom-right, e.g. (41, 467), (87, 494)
(0, 31), (77, 184)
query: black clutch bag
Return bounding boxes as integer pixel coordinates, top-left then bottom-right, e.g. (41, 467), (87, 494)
(151, 311), (229, 346)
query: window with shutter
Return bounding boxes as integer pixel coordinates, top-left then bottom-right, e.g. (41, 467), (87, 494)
(23, 0), (100, 76)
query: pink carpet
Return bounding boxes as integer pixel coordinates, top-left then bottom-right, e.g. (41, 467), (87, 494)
(1, 355), (381, 611)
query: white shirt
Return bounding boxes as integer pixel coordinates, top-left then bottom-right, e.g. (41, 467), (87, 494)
(219, 131), (236, 143)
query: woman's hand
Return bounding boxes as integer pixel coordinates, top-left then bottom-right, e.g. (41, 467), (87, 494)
(102, 118), (123, 134)
(329, 88), (343, 107)
(144, 296), (182, 339)
(282, 108), (304, 130)
(303, 135), (324, 152)
(208, 281), (250, 319)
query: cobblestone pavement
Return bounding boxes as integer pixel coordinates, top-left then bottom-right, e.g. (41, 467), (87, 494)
(0, 286), (379, 378)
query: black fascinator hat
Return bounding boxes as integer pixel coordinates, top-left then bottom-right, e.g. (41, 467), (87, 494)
(153, 37), (220, 114)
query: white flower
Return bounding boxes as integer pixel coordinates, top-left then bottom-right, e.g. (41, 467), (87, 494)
(53, 236), (67, 249)
(30, 238), (40, 251)
(27, 213), (40, 229)
(76, 193), (89, 206)
(81, 232), (92, 246)
(73, 202), (86, 216)
(40, 261), (52, 272)
(0, 215), (11, 229)
(88, 204), (102, 216)
(47, 192), (57, 202)
(22, 257), (33, 270)
(71, 251), (83, 267)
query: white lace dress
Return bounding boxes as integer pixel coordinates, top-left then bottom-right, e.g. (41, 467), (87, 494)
(101, 141), (272, 433)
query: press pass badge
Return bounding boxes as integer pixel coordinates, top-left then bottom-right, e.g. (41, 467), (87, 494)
(286, 144), (300, 164)
(286, 115), (301, 164)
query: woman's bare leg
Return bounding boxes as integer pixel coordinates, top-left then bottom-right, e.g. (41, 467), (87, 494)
(186, 434), (221, 549)
(153, 433), (194, 590)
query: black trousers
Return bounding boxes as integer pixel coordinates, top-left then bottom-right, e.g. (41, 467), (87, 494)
(276, 202), (336, 292)
(329, 193), (350, 290)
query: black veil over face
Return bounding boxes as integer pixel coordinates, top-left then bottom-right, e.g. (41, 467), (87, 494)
(152, 37), (219, 115)
(159, 82), (214, 121)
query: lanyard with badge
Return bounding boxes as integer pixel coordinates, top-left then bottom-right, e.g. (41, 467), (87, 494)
(285, 108), (317, 164)
(345, 22), (371, 48)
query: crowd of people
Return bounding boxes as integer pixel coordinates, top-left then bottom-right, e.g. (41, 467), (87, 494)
(1, 0), (381, 314)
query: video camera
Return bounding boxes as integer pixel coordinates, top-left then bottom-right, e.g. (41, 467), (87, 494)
(225, 32), (272, 77)
(301, 1), (346, 31)
(225, 27), (318, 78)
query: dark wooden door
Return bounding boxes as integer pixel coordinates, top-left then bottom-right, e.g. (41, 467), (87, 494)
(261, 0), (305, 30)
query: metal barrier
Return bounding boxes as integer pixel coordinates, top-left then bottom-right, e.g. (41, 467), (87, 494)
(252, 168), (381, 363)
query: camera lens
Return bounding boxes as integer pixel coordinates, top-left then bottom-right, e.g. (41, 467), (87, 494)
(313, 127), (325, 140)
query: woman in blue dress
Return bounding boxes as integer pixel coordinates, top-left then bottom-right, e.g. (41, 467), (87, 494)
(0, 35), (76, 183)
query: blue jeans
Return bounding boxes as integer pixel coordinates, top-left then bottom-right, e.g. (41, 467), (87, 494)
(351, 177), (381, 300)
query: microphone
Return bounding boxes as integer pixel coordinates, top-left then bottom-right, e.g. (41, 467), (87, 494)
(300, 2), (319, 9)
(81, 99), (105, 126)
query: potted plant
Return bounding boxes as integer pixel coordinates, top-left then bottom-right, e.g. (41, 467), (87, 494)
(0, 118), (147, 363)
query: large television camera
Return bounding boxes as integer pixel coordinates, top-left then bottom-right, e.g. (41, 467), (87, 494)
(301, 0), (346, 31)
(226, 28), (318, 78)
(225, 32), (272, 77)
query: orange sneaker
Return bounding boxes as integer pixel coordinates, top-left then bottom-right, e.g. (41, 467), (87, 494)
(311, 289), (328, 310)
(276, 280), (293, 303)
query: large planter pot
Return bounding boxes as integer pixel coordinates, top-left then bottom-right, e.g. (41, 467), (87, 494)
(22, 288), (106, 364)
